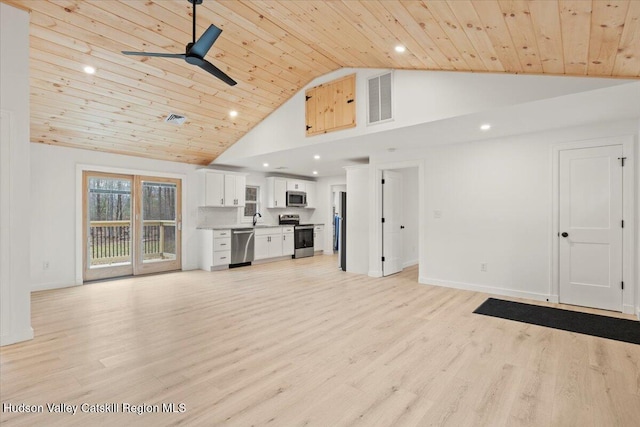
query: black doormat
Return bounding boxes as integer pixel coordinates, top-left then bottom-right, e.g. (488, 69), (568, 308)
(473, 298), (640, 345)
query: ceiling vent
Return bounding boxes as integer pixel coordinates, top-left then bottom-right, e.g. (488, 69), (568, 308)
(367, 71), (393, 124)
(164, 113), (187, 125)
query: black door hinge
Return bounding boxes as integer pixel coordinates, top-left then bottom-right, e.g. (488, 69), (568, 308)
(306, 125), (312, 131)
(381, 218), (385, 223)
(381, 179), (385, 184)
(381, 256), (385, 262)
(305, 95), (312, 101)
(621, 281), (624, 290)
(618, 157), (626, 167)
(622, 220), (624, 228)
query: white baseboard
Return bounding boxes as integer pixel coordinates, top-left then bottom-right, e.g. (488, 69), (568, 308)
(322, 250), (334, 256)
(419, 276), (553, 303)
(368, 270), (382, 278)
(0, 326), (34, 347)
(403, 260), (418, 268)
(31, 280), (80, 292)
(548, 294), (559, 303)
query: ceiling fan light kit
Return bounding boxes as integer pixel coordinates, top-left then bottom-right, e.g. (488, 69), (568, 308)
(122, 0), (236, 86)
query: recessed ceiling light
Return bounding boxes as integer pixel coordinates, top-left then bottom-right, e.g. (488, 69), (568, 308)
(395, 45), (406, 53)
(263, 163), (269, 167)
(314, 155), (320, 160)
(83, 66), (96, 74)
(312, 171), (318, 175)
(480, 124), (491, 131)
(229, 110), (238, 117)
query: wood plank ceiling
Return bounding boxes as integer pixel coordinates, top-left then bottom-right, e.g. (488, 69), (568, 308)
(5, 0), (640, 165)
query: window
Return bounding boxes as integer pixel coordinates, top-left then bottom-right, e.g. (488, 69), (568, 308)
(244, 185), (260, 218)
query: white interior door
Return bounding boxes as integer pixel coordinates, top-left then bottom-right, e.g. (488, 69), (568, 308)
(559, 145), (623, 311)
(382, 170), (403, 276)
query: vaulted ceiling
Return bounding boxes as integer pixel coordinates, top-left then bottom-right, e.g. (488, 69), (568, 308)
(5, 0), (640, 165)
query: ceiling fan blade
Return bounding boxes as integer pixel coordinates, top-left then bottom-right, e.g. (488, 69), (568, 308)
(189, 24), (222, 58)
(122, 51), (186, 59)
(193, 58), (237, 86)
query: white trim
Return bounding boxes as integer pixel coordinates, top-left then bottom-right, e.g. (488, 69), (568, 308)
(551, 135), (636, 313)
(420, 276), (554, 303)
(0, 326), (34, 347)
(368, 270), (383, 278)
(623, 304), (635, 316)
(75, 164), (189, 284)
(403, 260), (418, 268)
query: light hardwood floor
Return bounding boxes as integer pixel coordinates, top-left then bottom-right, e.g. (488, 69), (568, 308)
(1, 255), (639, 426)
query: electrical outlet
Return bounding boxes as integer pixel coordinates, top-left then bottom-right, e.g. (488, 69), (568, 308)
(480, 263), (487, 272)
(43, 261), (50, 270)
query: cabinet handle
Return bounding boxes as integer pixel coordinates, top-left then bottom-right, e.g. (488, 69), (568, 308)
(283, 235), (286, 241)
(220, 243), (227, 246)
(221, 198), (224, 205)
(220, 256), (226, 260)
(275, 200), (277, 207)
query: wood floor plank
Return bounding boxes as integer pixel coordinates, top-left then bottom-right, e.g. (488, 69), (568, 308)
(1, 255), (639, 426)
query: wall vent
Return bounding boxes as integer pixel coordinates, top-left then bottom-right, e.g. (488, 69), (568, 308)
(164, 113), (187, 125)
(367, 71), (393, 124)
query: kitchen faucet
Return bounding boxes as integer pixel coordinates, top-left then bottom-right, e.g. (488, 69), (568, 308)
(252, 212), (262, 227)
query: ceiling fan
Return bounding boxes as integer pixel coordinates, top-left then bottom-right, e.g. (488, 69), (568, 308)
(122, 0), (237, 86)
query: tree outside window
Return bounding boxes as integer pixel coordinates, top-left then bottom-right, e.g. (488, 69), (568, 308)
(244, 185), (260, 218)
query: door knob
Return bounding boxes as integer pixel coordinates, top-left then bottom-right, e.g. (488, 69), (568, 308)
(400, 225), (405, 229)
(561, 232), (569, 238)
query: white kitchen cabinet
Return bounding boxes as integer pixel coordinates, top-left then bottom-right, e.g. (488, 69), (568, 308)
(287, 180), (306, 192)
(266, 177), (287, 208)
(254, 227), (283, 260)
(200, 229), (231, 271)
(224, 174), (246, 207)
(201, 170), (246, 207)
(305, 181), (317, 209)
(314, 225), (324, 252)
(204, 172), (225, 207)
(282, 226), (294, 256)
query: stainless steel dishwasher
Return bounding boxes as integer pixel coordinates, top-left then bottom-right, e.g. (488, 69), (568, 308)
(230, 228), (255, 266)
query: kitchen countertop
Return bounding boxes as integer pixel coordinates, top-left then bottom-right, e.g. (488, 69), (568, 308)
(198, 223), (324, 230)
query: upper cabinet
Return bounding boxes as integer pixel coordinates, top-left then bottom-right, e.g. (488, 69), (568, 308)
(224, 174), (246, 207)
(201, 170), (246, 207)
(266, 177), (287, 208)
(305, 181), (316, 209)
(286, 180), (306, 192)
(266, 177), (316, 209)
(305, 74), (356, 137)
(204, 172), (225, 207)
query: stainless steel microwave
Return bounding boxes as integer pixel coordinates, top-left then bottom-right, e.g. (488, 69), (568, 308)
(286, 191), (307, 207)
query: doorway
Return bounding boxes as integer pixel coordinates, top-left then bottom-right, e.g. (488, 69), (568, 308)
(381, 166), (419, 277)
(83, 171), (182, 281)
(558, 145), (623, 311)
(553, 135), (635, 315)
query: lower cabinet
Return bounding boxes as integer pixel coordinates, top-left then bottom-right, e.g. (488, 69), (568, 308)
(314, 225), (324, 252)
(255, 228), (283, 260)
(282, 226), (294, 256)
(200, 229), (231, 271)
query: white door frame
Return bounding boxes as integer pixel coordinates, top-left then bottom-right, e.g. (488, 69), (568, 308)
(551, 135), (636, 316)
(369, 159), (425, 279)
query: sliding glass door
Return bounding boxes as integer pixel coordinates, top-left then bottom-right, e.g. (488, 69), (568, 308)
(83, 172), (181, 281)
(134, 176), (181, 275)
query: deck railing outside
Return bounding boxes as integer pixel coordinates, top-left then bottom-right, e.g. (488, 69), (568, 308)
(89, 220), (176, 266)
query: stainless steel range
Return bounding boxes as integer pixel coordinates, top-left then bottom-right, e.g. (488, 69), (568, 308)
(279, 214), (314, 259)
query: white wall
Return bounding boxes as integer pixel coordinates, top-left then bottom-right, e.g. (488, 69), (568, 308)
(30, 144), (200, 291)
(217, 68), (631, 163)
(1, 3), (33, 345)
(346, 166), (370, 274)
(370, 119), (638, 306)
